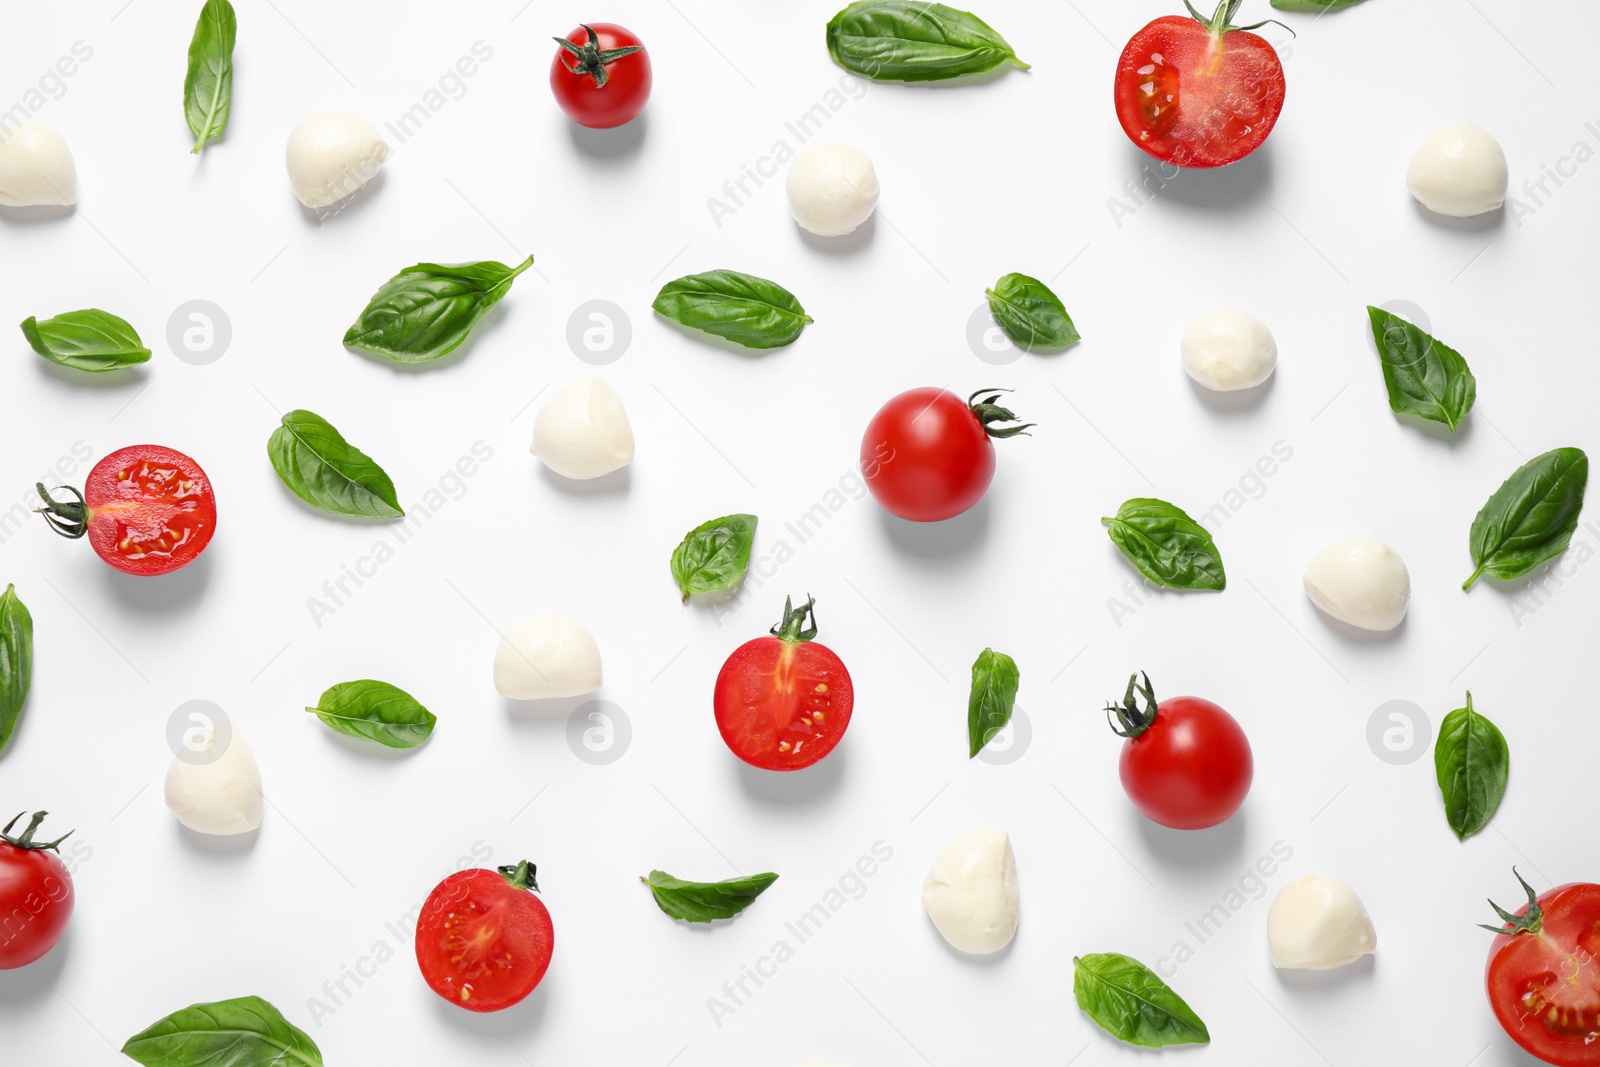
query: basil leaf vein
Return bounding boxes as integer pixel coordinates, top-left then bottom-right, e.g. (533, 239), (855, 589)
(184, 0), (237, 154)
(267, 409), (403, 519)
(1434, 692), (1509, 841)
(0, 584), (33, 755)
(1366, 306), (1476, 431)
(670, 514), (757, 601)
(21, 309), (151, 372)
(344, 255), (534, 364)
(986, 273), (1079, 349)
(1464, 447), (1588, 589)
(967, 647), (1019, 758)
(1073, 953), (1210, 1047)
(306, 680), (435, 749)
(121, 995), (323, 1067)
(652, 270), (812, 350)
(826, 0), (1028, 82)
(1102, 498), (1225, 591)
(641, 870), (779, 923)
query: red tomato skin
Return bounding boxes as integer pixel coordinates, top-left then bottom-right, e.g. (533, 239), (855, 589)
(1114, 15), (1285, 168)
(861, 388), (996, 522)
(550, 24), (652, 130)
(0, 842), (74, 970)
(1484, 882), (1600, 1066)
(83, 445), (216, 577)
(714, 635), (854, 771)
(414, 868), (554, 1012)
(1119, 696), (1252, 830)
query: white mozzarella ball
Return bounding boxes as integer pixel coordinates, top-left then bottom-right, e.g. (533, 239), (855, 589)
(1406, 124), (1508, 218)
(164, 725), (263, 836)
(1303, 537), (1410, 632)
(1267, 875), (1377, 970)
(1181, 307), (1277, 391)
(920, 828), (1019, 955)
(531, 378), (634, 480)
(285, 110), (389, 208)
(786, 141), (879, 237)
(494, 613), (603, 700)
(0, 123), (78, 207)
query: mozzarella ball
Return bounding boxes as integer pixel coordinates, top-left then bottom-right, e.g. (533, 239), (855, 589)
(531, 378), (634, 480)
(1303, 537), (1410, 632)
(164, 725), (263, 836)
(1407, 124), (1508, 218)
(786, 141), (879, 237)
(1181, 307), (1277, 391)
(0, 123), (78, 207)
(285, 110), (388, 208)
(921, 828), (1019, 955)
(494, 613), (603, 700)
(1268, 875), (1377, 970)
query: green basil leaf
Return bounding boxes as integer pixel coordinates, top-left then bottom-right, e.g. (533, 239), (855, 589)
(121, 995), (323, 1067)
(184, 0), (236, 154)
(986, 273), (1079, 349)
(1434, 692), (1509, 841)
(670, 514), (757, 602)
(21, 309), (151, 372)
(968, 647), (1019, 758)
(1272, 0), (1368, 9)
(826, 0), (1028, 82)
(267, 409), (403, 519)
(652, 270), (812, 350)
(306, 679), (435, 749)
(1464, 447), (1588, 589)
(641, 870), (779, 923)
(1366, 306), (1476, 431)
(1102, 498), (1225, 591)
(0, 584), (33, 755)
(344, 254), (534, 364)
(1073, 953), (1210, 1048)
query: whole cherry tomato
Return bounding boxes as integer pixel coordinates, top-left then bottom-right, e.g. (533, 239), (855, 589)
(861, 387), (1033, 523)
(550, 23), (652, 129)
(1104, 672), (1252, 830)
(0, 811), (75, 970)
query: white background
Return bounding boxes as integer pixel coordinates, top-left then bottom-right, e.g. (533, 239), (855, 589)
(1, 0), (1597, 1064)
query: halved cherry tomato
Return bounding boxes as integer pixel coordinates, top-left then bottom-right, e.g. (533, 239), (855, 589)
(1104, 672), (1252, 830)
(36, 445), (216, 577)
(860, 388), (1033, 523)
(1114, 0), (1287, 168)
(0, 811), (75, 970)
(415, 860), (554, 1012)
(714, 596), (854, 771)
(1482, 870), (1600, 1065)
(550, 23), (652, 129)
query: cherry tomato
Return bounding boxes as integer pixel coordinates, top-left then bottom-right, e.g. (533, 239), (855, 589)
(415, 860), (553, 1012)
(35, 444), (216, 577)
(860, 388), (1033, 523)
(714, 596), (854, 771)
(1481, 869), (1600, 1065)
(550, 23), (652, 129)
(1114, 0), (1286, 168)
(1104, 672), (1252, 830)
(0, 811), (75, 970)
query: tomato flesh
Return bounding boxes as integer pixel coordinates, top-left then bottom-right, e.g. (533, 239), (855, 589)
(861, 388), (996, 523)
(84, 445), (216, 576)
(1486, 883), (1600, 1065)
(715, 635), (854, 771)
(1119, 696), (1252, 830)
(415, 868), (553, 1012)
(549, 24), (652, 130)
(0, 830), (74, 970)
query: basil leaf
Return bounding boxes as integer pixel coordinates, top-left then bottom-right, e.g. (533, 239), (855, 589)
(344, 254), (534, 364)
(306, 680), (435, 749)
(641, 870), (778, 923)
(0, 585), (33, 756)
(1366, 307), (1476, 431)
(1434, 692), (1508, 841)
(670, 514), (757, 602)
(1272, 0), (1368, 9)
(1102, 498), (1225, 591)
(968, 648), (1019, 758)
(267, 409), (403, 519)
(826, 0), (1028, 82)
(652, 270), (812, 350)
(1073, 953), (1209, 1048)
(986, 273), (1079, 350)
(21, 309), (151, 372)
(1464, 447), (1588, 589)
(184, 0), (236, 154)
(121, 995), (323, 1067)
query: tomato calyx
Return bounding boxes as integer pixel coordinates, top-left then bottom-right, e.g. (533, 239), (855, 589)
(33, 483), (88, 540)
(769, 595), (819, 644)
(1180, 0), (1292, 38)
(1105, 671), (1160, 739)
(497, 860), (541, 893)
(968, 389), (1035, 440)
(1, 811), (73, 853)
(553, 25), (644, 89)
(1480, 867), (1545, 936)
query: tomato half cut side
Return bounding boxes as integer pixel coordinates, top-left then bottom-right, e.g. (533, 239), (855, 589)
(1482, 872), (1600, 1066)
(415, 861), (554, 1013)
